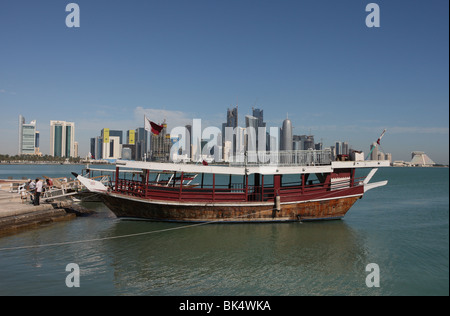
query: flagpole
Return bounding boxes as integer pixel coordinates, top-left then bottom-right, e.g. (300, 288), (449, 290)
(366, 129), (386, 160)
(144, 115), (149, 161)
(147, 116), (150, 162)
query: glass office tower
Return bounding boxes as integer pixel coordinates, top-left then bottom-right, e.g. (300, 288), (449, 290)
(50, 120), (75, 157)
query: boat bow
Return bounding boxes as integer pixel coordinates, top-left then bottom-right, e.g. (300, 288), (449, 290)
(362, 168), (388, 192)
(72, 172), (109, 193)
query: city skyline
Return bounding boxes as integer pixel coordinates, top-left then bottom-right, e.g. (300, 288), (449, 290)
(0, 1), (448, 164)
(12, 106), (392, 164)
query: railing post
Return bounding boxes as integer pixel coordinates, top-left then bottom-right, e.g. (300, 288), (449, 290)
(179, 172), (184, 201)
(261, 175), (264, 201)
(144, 169), (149, 197)
(115, 166), (119, 192)
(212, 173), (215, 202)
(301, 174), (304, 194)
(245, 175), (248, 201)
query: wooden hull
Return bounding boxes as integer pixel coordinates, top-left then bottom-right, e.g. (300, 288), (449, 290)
(100, 188), (364, 222)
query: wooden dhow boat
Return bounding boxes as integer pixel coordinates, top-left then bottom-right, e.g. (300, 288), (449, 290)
(74, 150), (389, 223)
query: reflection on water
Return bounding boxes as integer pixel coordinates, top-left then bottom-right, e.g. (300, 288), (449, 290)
(100, 217), (370, 295)
(0, 202), (372, 295)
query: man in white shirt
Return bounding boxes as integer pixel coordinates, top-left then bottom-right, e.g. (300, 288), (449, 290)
(28, 179), (36, 203)
(34, 178), (43, 206)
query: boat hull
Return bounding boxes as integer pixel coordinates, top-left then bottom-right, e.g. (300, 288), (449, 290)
(100, 190), (363, 223)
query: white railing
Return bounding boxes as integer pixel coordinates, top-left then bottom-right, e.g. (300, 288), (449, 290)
(229, 149), (332, 166)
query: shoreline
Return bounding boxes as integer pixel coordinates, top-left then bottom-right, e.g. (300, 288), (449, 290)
(0, 161), (112, 165)
(0, 187), (95, 236)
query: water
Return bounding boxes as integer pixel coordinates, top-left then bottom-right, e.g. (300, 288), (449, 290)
(0, 165), (448, 296)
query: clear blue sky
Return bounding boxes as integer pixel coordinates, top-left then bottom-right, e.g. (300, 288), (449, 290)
(0, 0), (448, 163)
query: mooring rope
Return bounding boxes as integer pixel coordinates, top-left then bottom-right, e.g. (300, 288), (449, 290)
(0, 207), (278, 252)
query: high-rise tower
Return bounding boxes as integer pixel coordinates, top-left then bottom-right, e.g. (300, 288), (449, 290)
(280, 118), (293, 151)
(226, 106), (238, 128)
(18, 115), (37, 155)
(50, 120), (75, 157)
(252, 107), (266, 128)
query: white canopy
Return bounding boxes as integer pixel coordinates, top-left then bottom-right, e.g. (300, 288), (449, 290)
(115, 160), (389, 176)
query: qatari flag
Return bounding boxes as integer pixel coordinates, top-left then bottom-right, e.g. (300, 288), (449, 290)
(144, 116), (164, 135)
(377, 129), (386, 145)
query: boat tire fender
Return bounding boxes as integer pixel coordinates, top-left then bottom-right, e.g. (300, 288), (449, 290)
(275, 195), (281, 212)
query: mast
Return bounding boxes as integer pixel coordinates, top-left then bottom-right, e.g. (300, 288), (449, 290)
(366, 129), (386, 160)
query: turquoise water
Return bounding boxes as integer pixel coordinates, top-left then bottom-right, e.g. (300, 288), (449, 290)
(0, 165), (448, 296)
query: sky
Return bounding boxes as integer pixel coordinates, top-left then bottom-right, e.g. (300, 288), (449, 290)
(0, 0), (448, 164)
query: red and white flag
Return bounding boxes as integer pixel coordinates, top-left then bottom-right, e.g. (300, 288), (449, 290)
(144, 116), (164, 135)
(376, 129), (386, 145)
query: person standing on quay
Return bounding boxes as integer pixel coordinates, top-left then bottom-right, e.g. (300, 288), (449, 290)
(34, 178), (43, 206)
(28, 179), (36, 203)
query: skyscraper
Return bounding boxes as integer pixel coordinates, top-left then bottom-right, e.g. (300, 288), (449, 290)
(50, 120), (75, 157)
(93, 136), (102, 159)
(280, 118), (293, 151)
(90, 137), (98, 159)
(135, 127), (149, 161)
(100, 128), (123, 160)
(252, 107), (266, 129)
(151, 122), (171, 162)
(35, 131), (40, 154)
(293, 135), (302, 150)
(303, 135), (315, 150)
(223, 105), (239, 158)
(227, 106), (238, 128)
(370, 142), (378, 160)
(342, 142), (349, 155)
(335, 141), (342, 156)
(126, 130), (135, 145)
(245, 115), (258, 152)
(185, 124), (192, 159)
(252, 107), (267, 151)
(18, 115), (38, 155)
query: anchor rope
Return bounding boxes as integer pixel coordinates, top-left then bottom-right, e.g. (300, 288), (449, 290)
(0, 207), (278, 252)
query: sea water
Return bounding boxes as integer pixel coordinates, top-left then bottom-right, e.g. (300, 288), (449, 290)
(0, 164), (448, 296)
